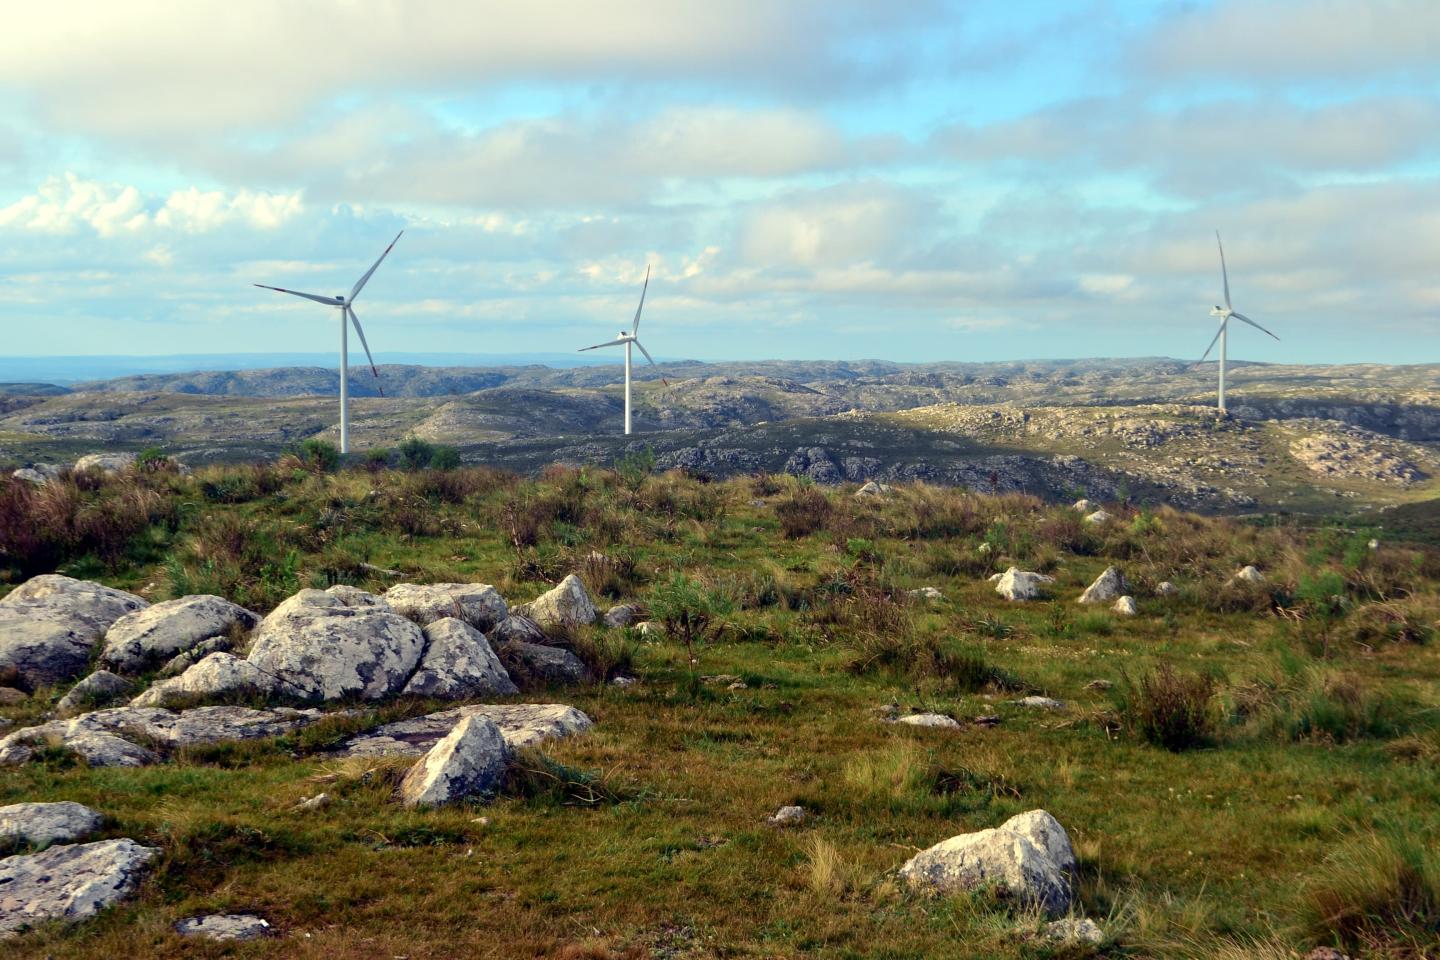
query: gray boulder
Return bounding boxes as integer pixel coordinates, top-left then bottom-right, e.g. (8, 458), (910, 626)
(341, 703), (593, 758)
(383, 582), (508, 631)
(894, 713), (961, 729)
(1233, 565), (1266, 584)
(898, 809), (1076, 916)
(401, 618), (517, 699)
(73, 453), (136, 474)
(1077, 566), (1127, 605)
(500, 641), (587, 686)
(490, 614), (547, 644)
(1155, 581), (1178, 597)
(0, 838), (158, 936)
(56, 671), (134, 717)
(175, 914), (271, 940)
(0, 801), (102, 849)
(130, 653), (282, 708)
(156, 636), (236, 678)
(991, 567), (1055, 601)
(767, 805), (806, 827)
(0, 576), (149, 687)
(398, 715), (510, 807)
(245, 588), (425, 701)
(1112, 595), (1137, 616)
(603, 604), (638, 628)
(101, 595), (257, 673)
(1043, 918), (1104, 944)
(11, 468), (51, 486)
(1083, 509), (1112, 525)
(515, 574), (597, 628)
(62, 733), (160, 768)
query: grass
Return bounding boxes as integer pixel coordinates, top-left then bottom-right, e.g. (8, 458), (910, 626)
(1, 462), (1438, 957)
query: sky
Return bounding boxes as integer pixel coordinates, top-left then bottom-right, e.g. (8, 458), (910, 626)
(0, 0), (1437, 368)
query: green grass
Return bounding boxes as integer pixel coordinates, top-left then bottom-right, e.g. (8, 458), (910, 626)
(1, 464), (1439, 957)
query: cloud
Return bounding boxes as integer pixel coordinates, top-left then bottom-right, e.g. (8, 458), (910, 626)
(735, 182), (940, 269)
(0, 174), (304, 236)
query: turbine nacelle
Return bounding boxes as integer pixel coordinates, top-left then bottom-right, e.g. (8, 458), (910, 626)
(1210, 306), (1229, 318)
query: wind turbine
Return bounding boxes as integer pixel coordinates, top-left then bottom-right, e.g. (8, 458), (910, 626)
(578, 265), (667, 435)
(253, 232), (401, 453)
(1200, 231), (1279, 415)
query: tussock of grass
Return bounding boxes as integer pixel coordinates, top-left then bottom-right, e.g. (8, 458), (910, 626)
(1301, 831), (1440, 955)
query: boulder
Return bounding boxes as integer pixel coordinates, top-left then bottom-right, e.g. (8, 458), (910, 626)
(101, 595), (257, 674)
(0, 688), (25, 706)
(129, 653), (282, 708)
(1083, 509), (1112, 525)
(499, 641), (587, 686)
(1155, 581), (1178, 597)
(1233, 565), (1266, 584)
(1016, 696), (1065, 711)
(56, 671), (134, 717)
(11, 468), (51, 486)
(156, 636), (236, 678)
(73, 453), (137, 474)
(854, 481), (893, 497)
(62, 733), (159, 767)
(0, 838), (158, 936)
(341, 703), (593, 758)
(1112, 596), (1137, 616)
(898, 809), (1076, 916)
(175, 914), (271, 941)
(398, 715), (510, 807)
(992, 567), (1055, 601)
(0, 802), (102, 849)
(767, 805), (806, 827)
(382, 582), (507, 632)
(1077, 566), (1127, 605)
(245, 588), (425, 701)
(895, 713), (961, 729)
(490, 614), (547, 645)
(0, 576), (149, 687)
(603, 604), (638, 628)
(1071, 499), (1095, 513)
(400, 619), (517, 699)
(515, 574), (597, 628)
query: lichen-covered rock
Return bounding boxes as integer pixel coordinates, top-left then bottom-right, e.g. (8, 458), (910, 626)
(515, 574), (597, 628)
(0, 576), (148, 687)
(895, 713), (961, 729)
(1077, 566), (1128, 605)
(401, 619), (517, 699)
(156, 636), (235, 678)
(499, 641), (587, 686)
(56, 671), (134, 717)
(175, 914), (271, 940)
(129, 653), (282, 708)
(908, 587), (944, 601)
(767, 805), (806, 827)
(992, 567), (1055, 601)
(1071, 498), (1095, 513)
(1043, 918), (1103, 944)
(1233, 565), (1266, 584)
(245, 588), (425, 701)
(398, 715), (510, 807)
(1156, 581), (1178, 597)
(101, 595), (257, 674)
(898, 810), (1076, 916)
(0, 838), (158, 936)
(603, 604), (638, 628)
(1016, 696), (1065, 711)
(340, 703), (593, 757)
(1112, 595), (1137, 616)
(383, 582), (508, 632)
(490, 614), (547, 645)
(73, 453), (137, 474)
(0, 802), (102, 849)
(854, 480), (893, 497)
(1083, 509), (1112, 524)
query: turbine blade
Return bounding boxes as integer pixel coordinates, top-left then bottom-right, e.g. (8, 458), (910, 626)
(634, 339), (669, 387)
(1199, 321), (1224, 363)
(1216, 230), (1231, 310)
(1230, 311), (1280, 341)
(254, 284), (342, 306)
(346, 307), (384, 396)
(579, 339), (624, 352)
(349, 230), (403, 302)
(631, 264), (650, 335)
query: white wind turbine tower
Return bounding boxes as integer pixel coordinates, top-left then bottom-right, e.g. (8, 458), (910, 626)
(253, 232), (402, 453)
(578, 265), (667, 435)
(1201, 231), (1279, 415)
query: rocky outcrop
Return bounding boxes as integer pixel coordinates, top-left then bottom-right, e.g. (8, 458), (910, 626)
(1078, 566), (1127, 605)
(56, 671), (134, 716)
(73, 452), (137, 474)
(0, 576), (148, 687)
(398, 715), (510, 807)
(0, 802), (102, 850)
(340, 703), (593, 758)
(382, 582), (508, 632)
(130, 653), (282, 708)
(991, 568), (1055, 601)
(400, 619), (517, 699)
(514, 574), (597, 628)
(245, 588), (425, 701)
(0, 838), (158, 936)
(1290, 430), (1426, 485)
(898, 809), (1076, 916)
(101, 595), (257, 674)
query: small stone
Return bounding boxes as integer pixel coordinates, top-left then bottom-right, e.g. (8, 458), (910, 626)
(1084, 679), (1113, 691)
(1233, 565), (1266, 584)
(1043, 917), (1104, 944)
(398, 715), (510, 808)
(292, 793), (329, 812)
(175, 914), (271, 941)
(854, 480), (892, 497)
(634, 620), (663, 638)
(611, 675), (638, 687)
(895, 712), (961, 729)
(908, 586), (944, 601)
(766, 805), (806, 827)
(1071, 499), (1095, 513)
(603, 604), (638, 628)
(1016, 696), (1065, 710)
(1155, 581), (1178, 597)
(976, 542), (992, 555)
(1078, 566), (1127, 604)
(972, 714), (1002, 727)
(727, 681), (748, 691)
(992, 567), (1055, 601)
(1112, 596), (1137, 616)
(1083, 509), (1112, 525)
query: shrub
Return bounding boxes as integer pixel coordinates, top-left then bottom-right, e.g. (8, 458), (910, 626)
(646, 573), (733, 665)
(1115, 663), (1217, 751)
(775, 487), (832, 539)
(294, 439), (340, 472)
